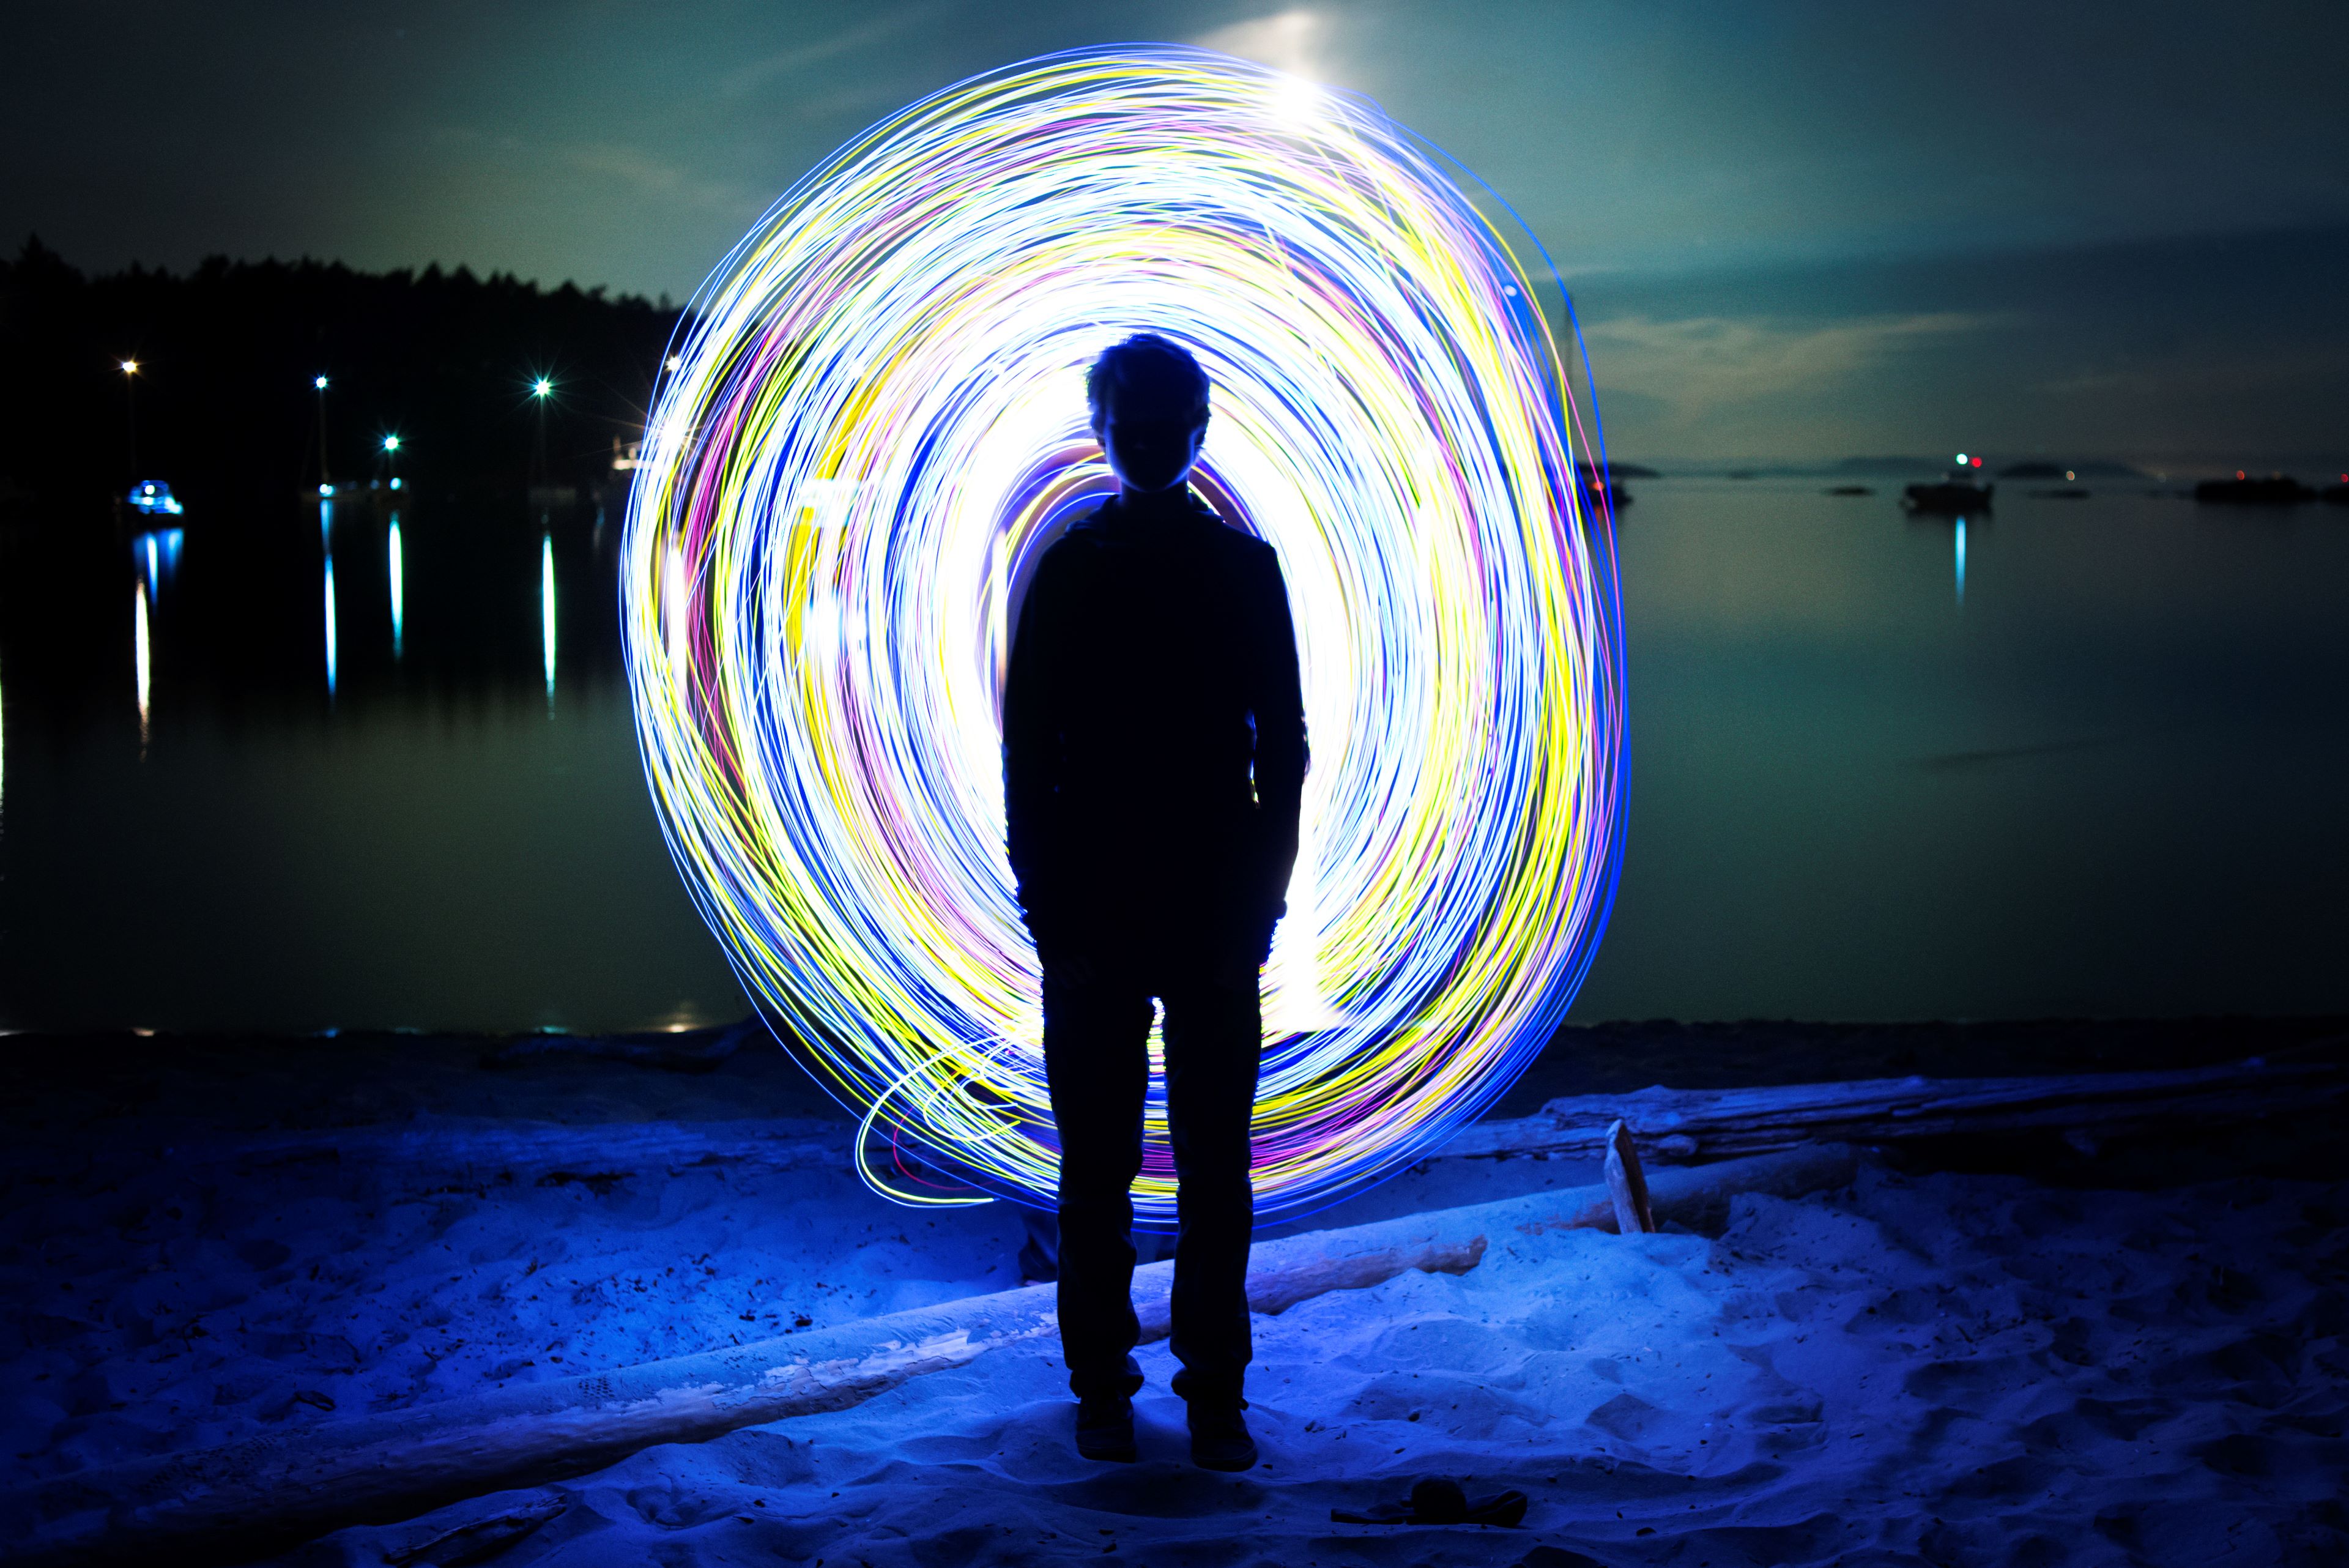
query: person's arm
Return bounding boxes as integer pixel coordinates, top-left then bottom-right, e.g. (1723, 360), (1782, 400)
(1247, 544), (1308, 927)
(1001, 546), (1069, 937)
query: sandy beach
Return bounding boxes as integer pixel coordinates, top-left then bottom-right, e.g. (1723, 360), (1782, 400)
(4, 1020), (2343, 1565)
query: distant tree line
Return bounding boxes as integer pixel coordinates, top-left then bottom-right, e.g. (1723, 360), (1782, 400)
(0, 237), (683, 528)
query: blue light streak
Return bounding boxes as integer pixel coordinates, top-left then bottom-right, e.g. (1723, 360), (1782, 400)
(324, 554), (338, 700)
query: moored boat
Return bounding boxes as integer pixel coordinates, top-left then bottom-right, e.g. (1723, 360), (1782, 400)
(125, 479), (184, 517)
(1903, 474), (1994, 513)
(1576, 462), (1632, 513)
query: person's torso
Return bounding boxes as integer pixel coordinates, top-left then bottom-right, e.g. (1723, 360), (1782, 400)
(1036, 496), (1272, 860)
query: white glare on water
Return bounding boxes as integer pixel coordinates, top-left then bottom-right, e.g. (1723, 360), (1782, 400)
(134, 581), (152, 745)
(541, 533), (556, 706)
(388, 516), (405, 658)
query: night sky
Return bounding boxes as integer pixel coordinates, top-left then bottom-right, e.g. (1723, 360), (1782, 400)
(9, 1), (2344, 463)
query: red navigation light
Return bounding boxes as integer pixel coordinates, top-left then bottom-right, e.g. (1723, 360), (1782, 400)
(1970, 456), (1982, 468)
(2237, 470), (2246, 480)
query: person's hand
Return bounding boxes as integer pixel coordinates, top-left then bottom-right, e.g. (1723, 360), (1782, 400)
(1251, 904), (1283, 967)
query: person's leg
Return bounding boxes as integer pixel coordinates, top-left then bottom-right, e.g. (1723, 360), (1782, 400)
(1016, 1206), (1059, 1285)
(1042, 964), (1152, 1402)
(1159, 962), (1263, 1407)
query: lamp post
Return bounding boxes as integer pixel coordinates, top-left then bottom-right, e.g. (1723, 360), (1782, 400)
(530, 376), (553, 491)
(314, 374), (332, 493)
(119, 359), (140, 480)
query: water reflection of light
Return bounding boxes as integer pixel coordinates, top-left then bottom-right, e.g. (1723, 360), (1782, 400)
(132, 528), (184, 598)
(388, 515), (405, 658)
(541, 532), (556, 706)
(1954, 516), (1968, 607)
(324, 554), (339, 699)
(135, 581), (152, 746)
(321, 497), (334, 547)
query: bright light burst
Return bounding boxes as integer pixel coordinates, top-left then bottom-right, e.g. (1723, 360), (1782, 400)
(622, 46), (1625, 1223)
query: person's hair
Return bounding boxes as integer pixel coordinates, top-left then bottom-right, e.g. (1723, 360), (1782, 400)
(1086, 333), (1211, 425)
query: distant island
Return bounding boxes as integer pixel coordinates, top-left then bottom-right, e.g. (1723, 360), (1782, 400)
(0, 238), (680, 527)
(1997, 459), (2148, 480)
(1650, 456), (2161, 480)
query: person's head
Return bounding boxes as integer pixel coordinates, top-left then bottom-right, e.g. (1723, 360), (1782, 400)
(1086, 333), (1210, 494)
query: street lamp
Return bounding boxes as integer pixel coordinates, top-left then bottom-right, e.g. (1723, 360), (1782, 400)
(119, 359), (141, 478)
(530, 376), (554, 490)
(314, 374), (332, 495)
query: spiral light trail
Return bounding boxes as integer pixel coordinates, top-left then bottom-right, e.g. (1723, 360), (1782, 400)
(623, 46), (1625, 1224)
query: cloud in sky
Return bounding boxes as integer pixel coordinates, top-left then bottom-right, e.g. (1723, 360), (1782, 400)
(1584, 311), (1998, 430)
(1557, 223), (2349, 462)
(718, 6), (957, 100)
(558, 144), (762, 218)
(1192, 8), (1324, 76)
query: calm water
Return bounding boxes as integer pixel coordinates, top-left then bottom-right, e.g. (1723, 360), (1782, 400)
(3, 478), (2344, 1033)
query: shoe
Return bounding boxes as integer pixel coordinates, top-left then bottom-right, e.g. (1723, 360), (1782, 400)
(1075, 1395), (1137, 1462)
(1187, 1400), (1258, 1471)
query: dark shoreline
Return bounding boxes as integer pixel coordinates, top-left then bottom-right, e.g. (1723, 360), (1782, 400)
(8, 1014), (2341, 1139)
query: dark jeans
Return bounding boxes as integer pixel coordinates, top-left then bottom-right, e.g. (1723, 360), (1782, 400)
(1016, 1209), (1175, 1284)
(1042, 954), (1262, 1405)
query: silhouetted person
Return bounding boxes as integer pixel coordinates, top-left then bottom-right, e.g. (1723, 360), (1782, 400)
(1003, 334), (1307, 1470)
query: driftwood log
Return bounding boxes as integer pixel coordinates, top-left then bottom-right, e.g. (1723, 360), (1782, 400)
(1436, 1057), (2349, 1164)
(1601, 1118), (1655, 1234)
(2, 1144), (1855, 1568)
